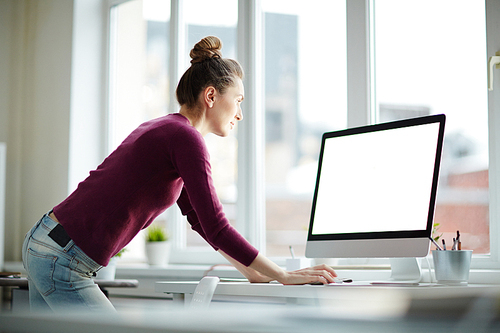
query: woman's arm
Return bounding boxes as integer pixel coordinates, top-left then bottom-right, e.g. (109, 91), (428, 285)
(219, 250), (338, 285)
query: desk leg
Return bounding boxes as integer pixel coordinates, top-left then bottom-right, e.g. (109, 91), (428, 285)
(171, 293), (186, 305)
(12, 288), (30, 313)
(98, 286), (109, 298)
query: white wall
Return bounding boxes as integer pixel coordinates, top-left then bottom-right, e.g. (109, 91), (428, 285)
(0, 1), (13, 267)
(0, 0), (106, 262)
(0, 0), (73, 261)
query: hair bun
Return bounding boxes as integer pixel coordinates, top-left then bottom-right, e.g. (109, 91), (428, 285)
(190, 36), (223, 64)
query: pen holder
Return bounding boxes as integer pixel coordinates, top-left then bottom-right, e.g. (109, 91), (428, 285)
(432, 250), (472, 285)
(286, 258), (314, 271)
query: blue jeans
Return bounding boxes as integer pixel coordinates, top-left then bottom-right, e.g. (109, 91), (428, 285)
(22, 212), (115, 312)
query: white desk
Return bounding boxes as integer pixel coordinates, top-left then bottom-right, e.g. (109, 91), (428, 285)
(155, 280), (500, 316)
(1, 281), (499, 332)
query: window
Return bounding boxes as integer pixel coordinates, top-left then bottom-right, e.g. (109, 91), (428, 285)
(108, 0), (240, 262)
(262, 0), (347, 257)
(373, 0), (489, 255)
(105, 0), (500, 269)
(108, 0), (170, 152)
(108, 0), (170, 261)
(180, 0), (239, 250)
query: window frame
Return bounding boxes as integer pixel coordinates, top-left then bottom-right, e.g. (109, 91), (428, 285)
(104, 0), (500, 269)
(484, 0), (500, 269)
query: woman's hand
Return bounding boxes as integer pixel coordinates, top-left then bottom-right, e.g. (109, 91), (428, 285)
(248, 253), (337, 285)
(221, 251), (338, 285)
(277, 264), (338, 285)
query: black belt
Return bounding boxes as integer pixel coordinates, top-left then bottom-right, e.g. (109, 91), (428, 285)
(48, 224), (71, 247)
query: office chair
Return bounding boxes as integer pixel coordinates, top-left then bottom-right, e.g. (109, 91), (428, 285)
(190, 276), (220, 308)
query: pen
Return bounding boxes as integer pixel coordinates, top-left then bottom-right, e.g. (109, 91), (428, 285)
(452, 237), (457, 251)
(289, 245), (295, 259)
(429, 237), (443, 250)
(442, 239), (447, 250)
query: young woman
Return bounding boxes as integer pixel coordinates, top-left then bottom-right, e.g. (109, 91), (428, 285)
(22, 36), (337, 312)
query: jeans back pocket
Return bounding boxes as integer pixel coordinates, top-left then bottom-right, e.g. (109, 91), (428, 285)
(26, 248), (57, 296)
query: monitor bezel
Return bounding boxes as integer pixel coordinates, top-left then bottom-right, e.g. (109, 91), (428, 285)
(306, 114), (446, 244)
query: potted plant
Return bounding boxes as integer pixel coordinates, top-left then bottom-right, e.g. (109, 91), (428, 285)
(94, 248), (126, 280)
(145, 224), (170, 266)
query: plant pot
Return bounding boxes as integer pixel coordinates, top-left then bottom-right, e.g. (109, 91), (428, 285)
(95, 257), (117, 280)
(145, 241), (171, 266)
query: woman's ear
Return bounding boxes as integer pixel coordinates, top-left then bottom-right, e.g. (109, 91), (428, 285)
(204, 86), (216, 108)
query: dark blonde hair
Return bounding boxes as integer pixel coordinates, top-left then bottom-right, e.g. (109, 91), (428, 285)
(176, 36), (244, 109)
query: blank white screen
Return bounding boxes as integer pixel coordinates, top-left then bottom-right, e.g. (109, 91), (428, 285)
(311, 122), (440, 235)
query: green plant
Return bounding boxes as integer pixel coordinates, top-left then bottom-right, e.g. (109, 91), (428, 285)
(432, 222), (443, 242)
(146, 224), (169, 242)
(113, 248), (127, 258)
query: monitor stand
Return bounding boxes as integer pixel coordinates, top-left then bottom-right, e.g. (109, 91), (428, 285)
(371, 258), (422, 285)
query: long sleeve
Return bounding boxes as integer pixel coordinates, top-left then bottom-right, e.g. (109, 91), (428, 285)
(172, 128), (259, 267)
(176, 187), (219, 250)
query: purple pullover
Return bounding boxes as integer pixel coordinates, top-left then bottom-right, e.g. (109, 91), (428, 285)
(53, 113), (258, 266)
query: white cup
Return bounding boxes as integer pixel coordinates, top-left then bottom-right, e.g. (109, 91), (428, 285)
(286, 258), (314, 271)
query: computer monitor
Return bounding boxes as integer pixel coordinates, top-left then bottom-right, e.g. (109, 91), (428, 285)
(305, 114), (445, 281)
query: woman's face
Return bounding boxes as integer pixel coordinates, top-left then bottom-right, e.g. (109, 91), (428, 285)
(207, 78), (244, 137)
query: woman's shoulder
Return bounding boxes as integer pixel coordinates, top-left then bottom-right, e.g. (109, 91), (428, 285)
(157, 114), (207, 151)
(122, 114), (203, 155)
(151, 113), (189, 129)
(165, 114), (203, 142)
(143, 113), (198, 139)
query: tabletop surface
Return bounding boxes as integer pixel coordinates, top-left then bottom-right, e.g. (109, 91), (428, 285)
(155, 279), (500, 300)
